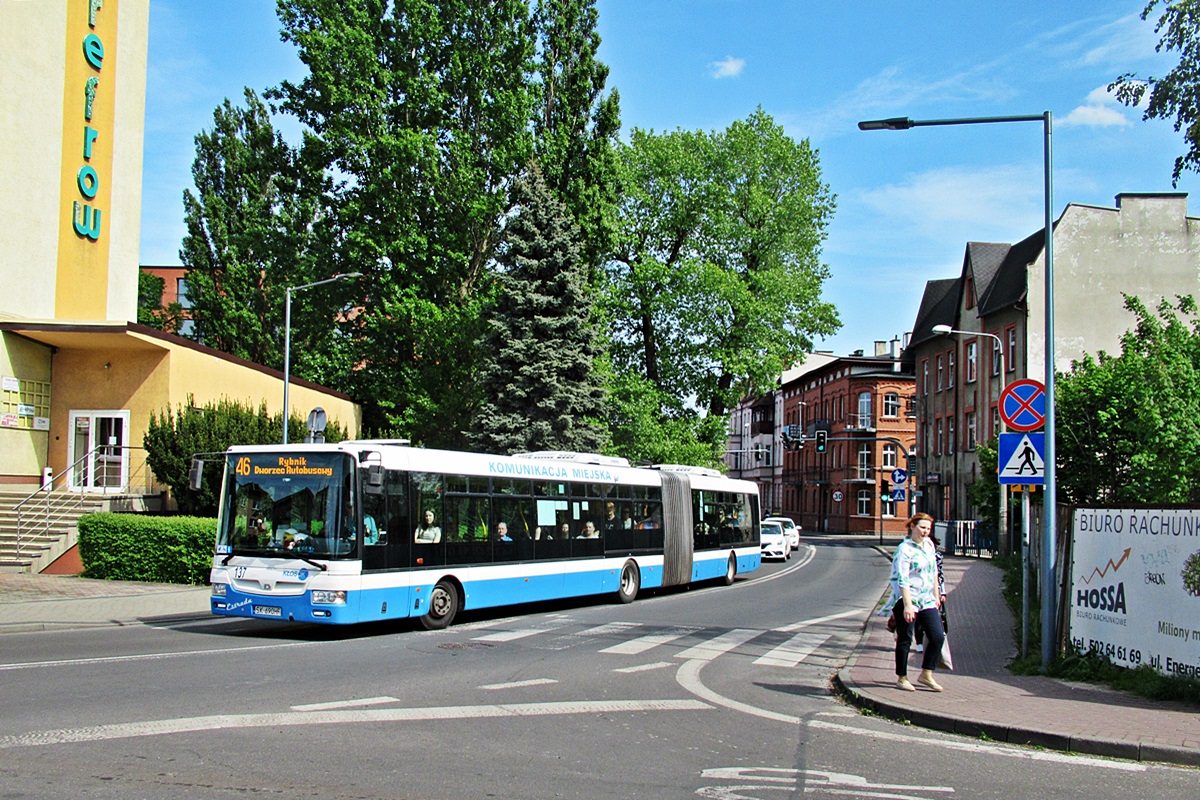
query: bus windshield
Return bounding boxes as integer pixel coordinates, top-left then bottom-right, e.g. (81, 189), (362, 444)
(217, 451), (357, 560)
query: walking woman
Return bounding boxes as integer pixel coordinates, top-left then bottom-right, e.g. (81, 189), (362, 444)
(887, 512), (946, 691)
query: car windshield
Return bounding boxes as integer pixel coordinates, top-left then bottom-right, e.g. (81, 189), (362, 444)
(216, 451), (358, 560)
(761, 523), (783, 537)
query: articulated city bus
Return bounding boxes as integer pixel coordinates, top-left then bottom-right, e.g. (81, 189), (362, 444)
(210, 442), (761, 628)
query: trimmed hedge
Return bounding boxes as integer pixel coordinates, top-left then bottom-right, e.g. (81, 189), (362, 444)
(78, 513), (215, 585)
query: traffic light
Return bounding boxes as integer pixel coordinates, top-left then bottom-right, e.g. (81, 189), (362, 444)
(815, 430), (827, 453)
(880, 479), (890, 500)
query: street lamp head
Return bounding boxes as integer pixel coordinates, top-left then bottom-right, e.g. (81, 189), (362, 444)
(858, 117), (915, 131)
(932, 324), (953, 335)
(338, 272), (363, 279)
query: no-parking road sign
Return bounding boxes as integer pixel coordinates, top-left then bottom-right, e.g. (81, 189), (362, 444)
(999, 379), (1046, 432)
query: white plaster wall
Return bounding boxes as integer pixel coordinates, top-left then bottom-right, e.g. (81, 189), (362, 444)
(0, 0), (68, 321)
(1027, 194), (1200, 379)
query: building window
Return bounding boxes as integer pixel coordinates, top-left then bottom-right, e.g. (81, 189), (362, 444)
(177, 278), (193, 309)
(882, 443), (897, 469)
(965, 276), (975, 309)
(179, 319), (196, 338)
(883, 392), (900, 417)
(922, 360), (929, 395)
(1007, 326), (1017, 373)
(991, 336), (1001, 376)
(966, 341), (977, 383)
(992, 406), (1001, 439)
(936, 419), (944, 456)
(965, 411), (977, 450)
(0, 377), (51, 431)
(936, 356), (944, 391)
(948, 417), (955, 454)
(856, 392), (872, 429)
(857, 443), (872, 481)
(857, 489), (872, 516)
(948, 351), (955, 388)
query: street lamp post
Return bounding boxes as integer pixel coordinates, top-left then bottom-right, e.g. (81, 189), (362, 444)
(283, 272), (362, 445)
(860, 112), (1057, 667)
(932, 325), (1008, 555)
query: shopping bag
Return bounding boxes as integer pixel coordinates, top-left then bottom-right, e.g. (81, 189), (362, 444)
(938, 636), (954, 671)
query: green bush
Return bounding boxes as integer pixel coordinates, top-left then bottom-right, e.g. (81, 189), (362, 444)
(1184, 550), (1200, 597)
(78, 513), (216, 585)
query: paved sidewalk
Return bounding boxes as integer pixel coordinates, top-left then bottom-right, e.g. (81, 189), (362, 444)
(834, 549), (1200, 768)
(0, 572), (210, 632)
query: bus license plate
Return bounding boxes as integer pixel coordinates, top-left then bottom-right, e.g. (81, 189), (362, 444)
(253, 605), (282, 617)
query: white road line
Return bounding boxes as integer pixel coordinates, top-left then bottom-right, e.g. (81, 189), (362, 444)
(776, 608), (864, 633)
(674, 629), (760, 662)
(292, 696), (400, 712)
(612, 661), (674, 674)
(573, 622), (643, 636)
(479, 678), (559, 691)
(0, 699), (713, 749)
(673, 660), (1146, 772)
(471, 624), (567, 642)
(753, 632), (830, 667)
(0, 641), (317, 672)
(599, 626), (701, 655)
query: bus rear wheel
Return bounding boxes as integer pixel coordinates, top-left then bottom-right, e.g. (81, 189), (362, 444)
(421, 580), (459, 630)
(617, 560), (640, 604)
(723, 553), (737, 585)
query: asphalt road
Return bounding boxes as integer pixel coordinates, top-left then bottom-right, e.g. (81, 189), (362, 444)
(0, 537), (1195, 799)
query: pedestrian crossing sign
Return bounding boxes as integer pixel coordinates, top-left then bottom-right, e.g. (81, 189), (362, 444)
(998, 432), (1045, 485)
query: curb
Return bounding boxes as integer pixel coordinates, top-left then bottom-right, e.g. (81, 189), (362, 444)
(832, 668), (1200, 769)
(0, 610), (212, 635)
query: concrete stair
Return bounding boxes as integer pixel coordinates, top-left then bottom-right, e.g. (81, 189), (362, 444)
(0, 489), (106, 573)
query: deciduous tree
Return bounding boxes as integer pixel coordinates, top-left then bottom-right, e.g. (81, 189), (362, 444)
(606, 109), (839, 463)
(1111, 1), (1200, 184)
(1056, 294), (1200, 504)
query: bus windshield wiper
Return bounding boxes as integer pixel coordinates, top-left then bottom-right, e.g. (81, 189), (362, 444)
(288, 553), (328, 571)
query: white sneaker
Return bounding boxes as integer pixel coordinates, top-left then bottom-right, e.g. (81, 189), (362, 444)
(915, 643), (924, 653)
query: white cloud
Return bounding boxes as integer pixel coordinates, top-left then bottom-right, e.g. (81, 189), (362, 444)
(1059, 104), (1132, 128)
(857, 164), (1044, 246)
(710, 56), (745, 79)
(1078, 13), (1162, 68)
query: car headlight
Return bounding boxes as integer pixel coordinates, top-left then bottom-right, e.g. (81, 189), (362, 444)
(311, 590), (347, 605)
(211, 582), (227, 597)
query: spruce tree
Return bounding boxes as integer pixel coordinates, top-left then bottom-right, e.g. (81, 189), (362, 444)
(470, 165), (607, 455)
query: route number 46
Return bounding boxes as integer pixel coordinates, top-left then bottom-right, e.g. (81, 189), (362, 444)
(235, 457), (251, 476)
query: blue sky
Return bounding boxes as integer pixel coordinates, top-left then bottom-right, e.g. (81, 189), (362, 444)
(140, 1), (1199, 355)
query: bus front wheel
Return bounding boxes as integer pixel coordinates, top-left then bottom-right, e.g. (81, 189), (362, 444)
(617, 561), (640, 604)
(421, 580), (459, 630)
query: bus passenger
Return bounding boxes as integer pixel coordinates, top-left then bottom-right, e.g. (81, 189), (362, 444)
(576, 520), (599, 539)
(415, 509), (442, 543)
(621, 508), (633, 529)
(603, 502), (619, 533)
(559, 522), (571, 538)
(495, 522), (513, 542)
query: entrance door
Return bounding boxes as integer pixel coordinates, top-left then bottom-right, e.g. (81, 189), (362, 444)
(68, 410), (130, 493)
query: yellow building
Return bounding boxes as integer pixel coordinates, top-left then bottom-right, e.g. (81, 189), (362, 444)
(0, 2), (360, 522)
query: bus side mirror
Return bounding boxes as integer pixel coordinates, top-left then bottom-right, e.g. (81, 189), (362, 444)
(365, 463), (384, 493)
(189, 459), (204, 490)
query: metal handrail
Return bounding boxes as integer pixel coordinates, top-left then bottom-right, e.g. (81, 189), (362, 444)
(13, 445), (154, 559)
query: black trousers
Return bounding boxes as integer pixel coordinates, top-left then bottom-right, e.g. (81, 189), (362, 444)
(892, 602), (945, 676)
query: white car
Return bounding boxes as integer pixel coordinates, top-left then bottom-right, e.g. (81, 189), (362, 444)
(764, 516), (801, 550)
(760, 521), (791, 561)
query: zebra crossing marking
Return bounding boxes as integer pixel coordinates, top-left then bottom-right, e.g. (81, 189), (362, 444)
(752, 632), (830, 667)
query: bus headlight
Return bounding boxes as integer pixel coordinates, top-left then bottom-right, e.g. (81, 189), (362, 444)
(211, 583), (227, 597)
(311, 590), (347, 605)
